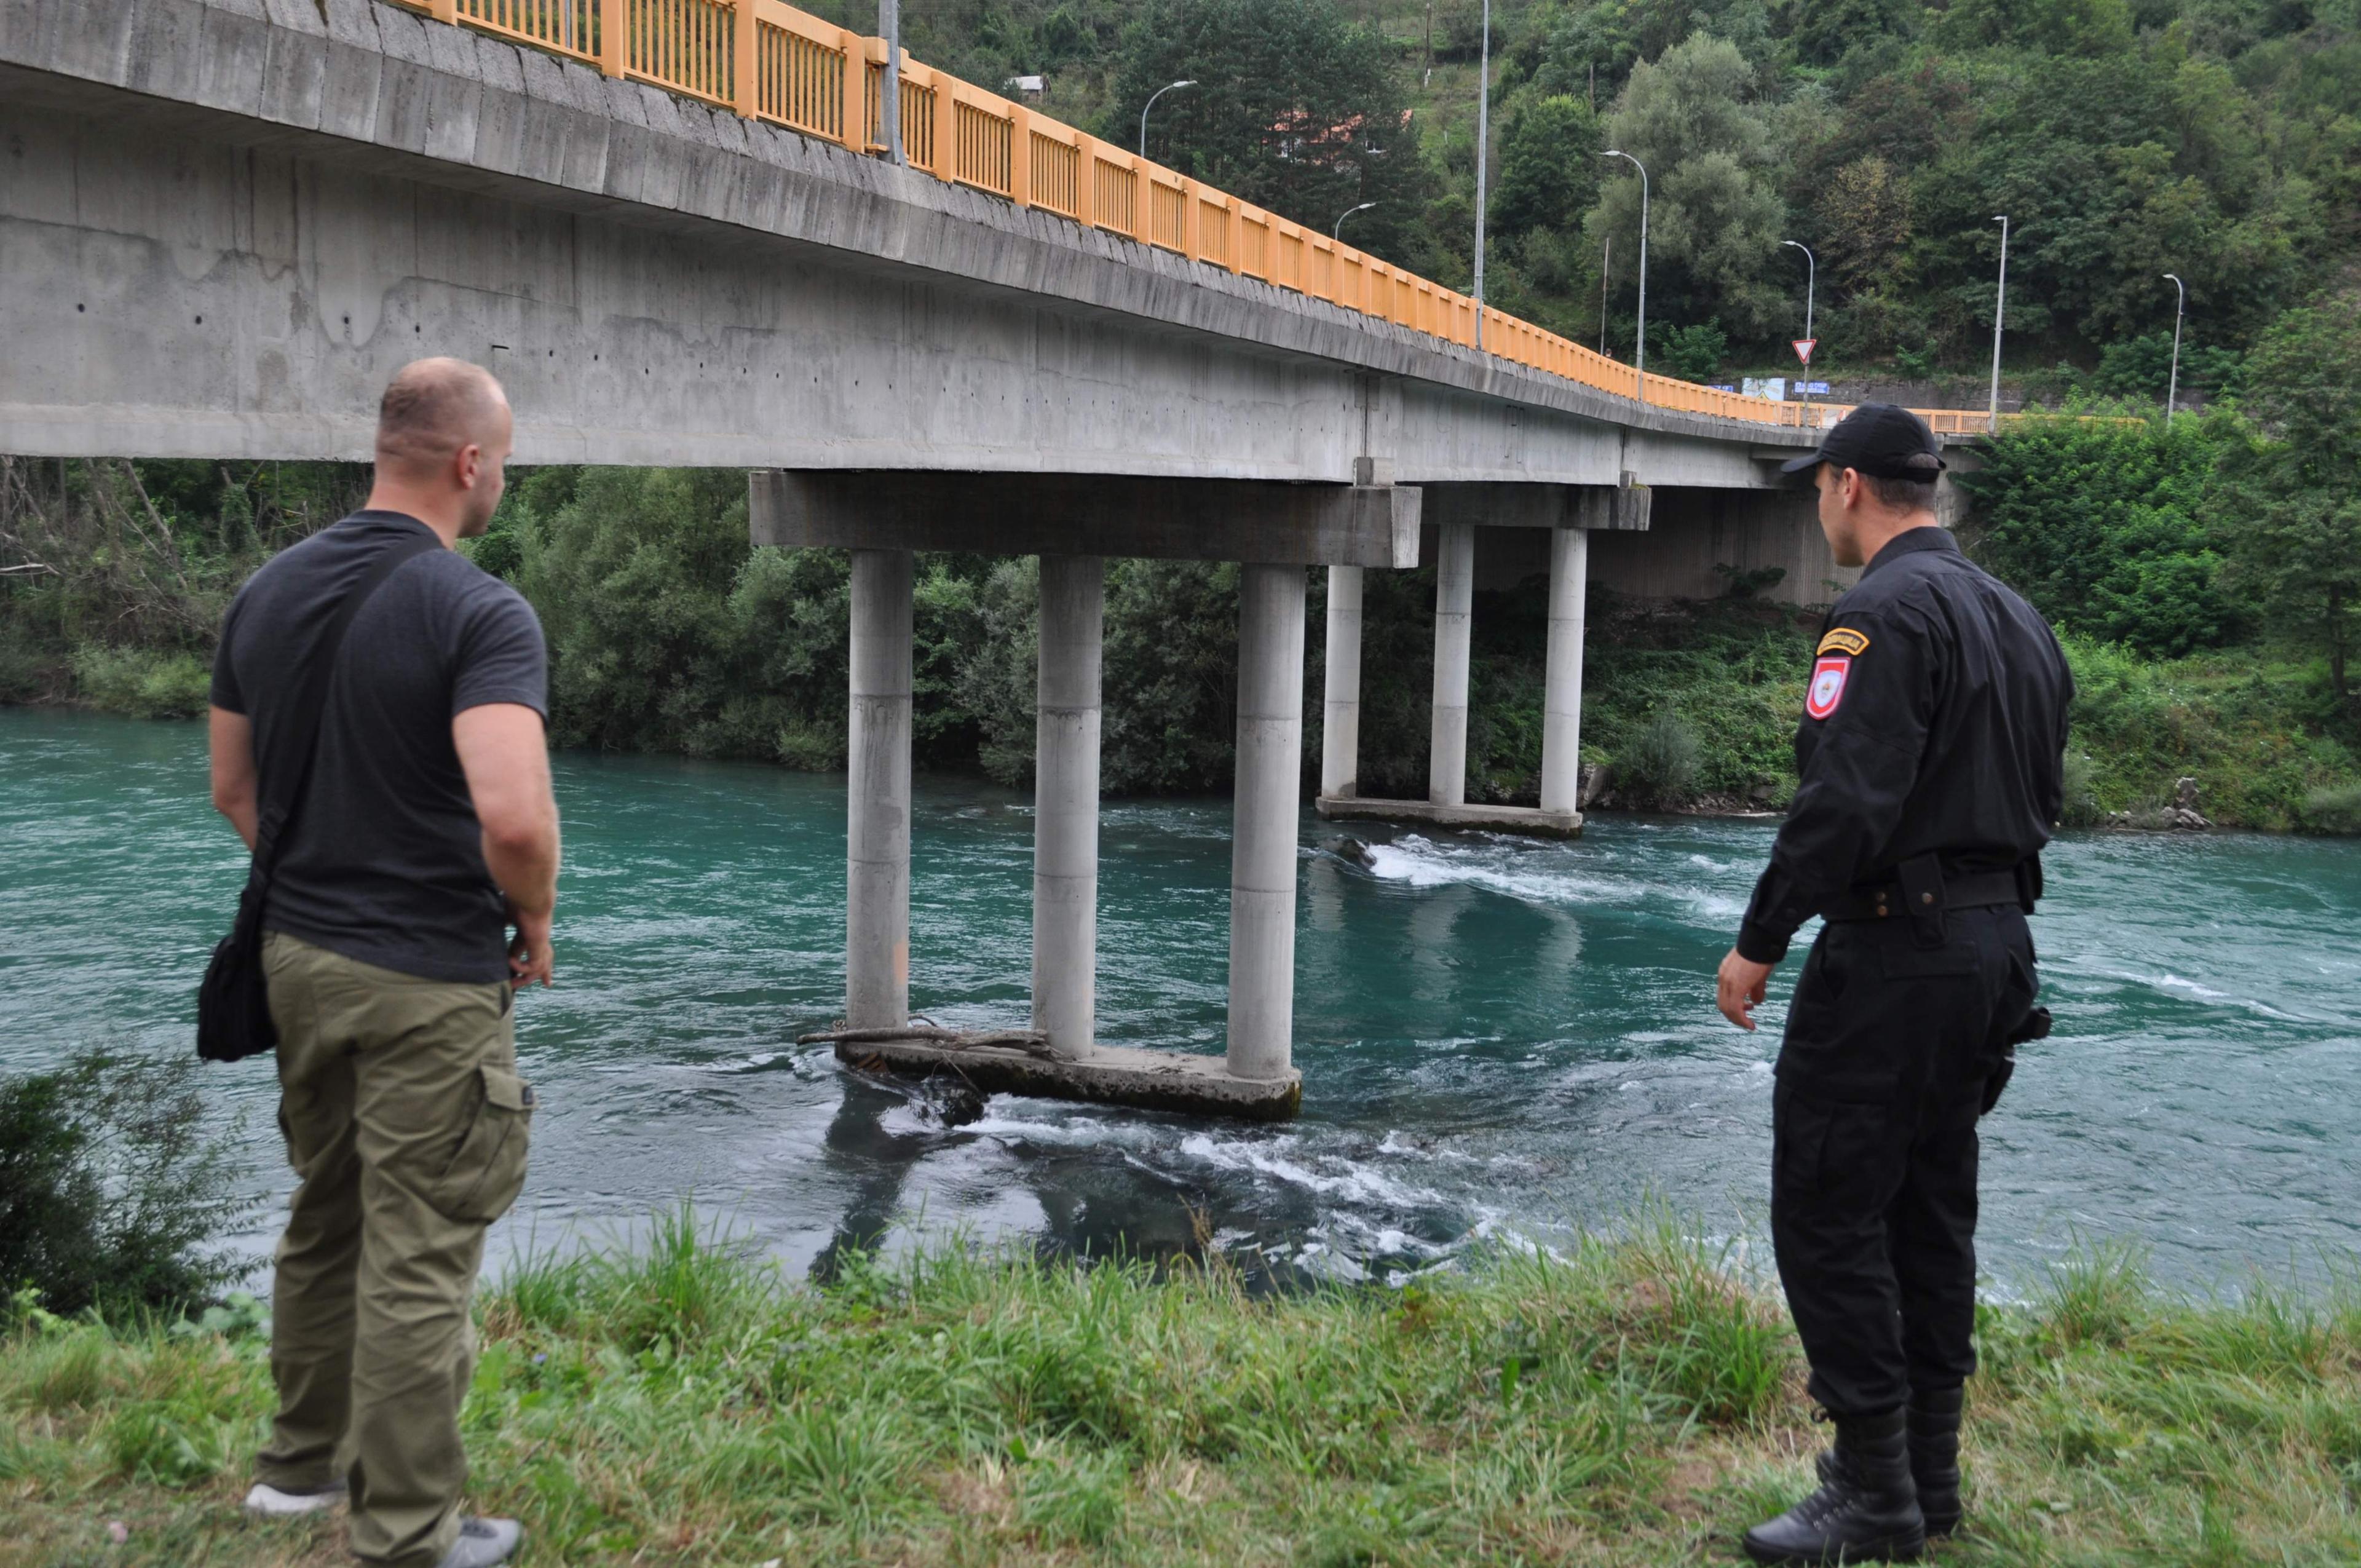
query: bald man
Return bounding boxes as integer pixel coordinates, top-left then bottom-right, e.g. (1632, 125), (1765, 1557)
(209, 359), (555, 1568)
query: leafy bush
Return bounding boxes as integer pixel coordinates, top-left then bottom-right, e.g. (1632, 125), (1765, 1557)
(2300, 785), (2361, 836)
(1616, 710), (1703, 807)
(0, 1048), (254, 1318)
(66, 646), (211, 719)
(1652, 319), (1730, 382)
(1958, 410), (2246, 657)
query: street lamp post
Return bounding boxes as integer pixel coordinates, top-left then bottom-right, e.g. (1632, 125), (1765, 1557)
(1332, 200), (1377, 240)
(1782, 238), (1815, 408)
(1138, 79), (1196, 157)
(2163, 272), (2186, 427)
(1602, 149), (1648, 402)
(1473, 0), (1492, 350)
(879, 0), (903, 165)
(1988, 215), (2009, 434)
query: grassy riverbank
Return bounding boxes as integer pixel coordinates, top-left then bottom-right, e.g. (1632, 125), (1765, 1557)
(6, 1212), (2360, 1566)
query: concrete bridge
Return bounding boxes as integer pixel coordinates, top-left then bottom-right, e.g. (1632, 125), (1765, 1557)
(0, 0), (1983, 1117)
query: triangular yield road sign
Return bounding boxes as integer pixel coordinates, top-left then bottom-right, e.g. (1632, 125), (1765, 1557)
(1792, 338), (1817, 365)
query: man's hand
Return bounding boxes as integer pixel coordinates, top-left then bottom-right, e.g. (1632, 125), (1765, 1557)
(507, 898), (555, 989)
(1717, 948), (1777, 1031)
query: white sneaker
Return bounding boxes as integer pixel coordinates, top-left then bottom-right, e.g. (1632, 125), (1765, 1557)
(435, 1517), (524, 1568)
(242, 1479), (348, 1516)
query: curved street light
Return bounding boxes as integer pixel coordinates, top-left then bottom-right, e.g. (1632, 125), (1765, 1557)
(2162, 272), (2186, 427)
(1139, 79), (1196, 157)
(1332, 200), (1377, 241)
(1782, 239), (1816, 408)
(1602, 149), (1649, 401)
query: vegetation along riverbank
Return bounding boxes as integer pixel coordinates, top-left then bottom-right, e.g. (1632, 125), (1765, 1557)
(6, 1207), (2361, 1566)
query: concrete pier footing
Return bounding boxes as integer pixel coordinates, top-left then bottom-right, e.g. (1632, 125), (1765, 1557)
(847, 549), (914, 1029)
(1032, 555), (1103, 1056)
(1227, 563), (1308, 1087)
(1427, 523), (1474, 807)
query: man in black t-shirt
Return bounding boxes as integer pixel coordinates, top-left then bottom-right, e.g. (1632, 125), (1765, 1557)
(209, 359), (556, 1568)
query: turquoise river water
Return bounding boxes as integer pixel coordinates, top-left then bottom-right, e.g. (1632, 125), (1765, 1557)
(4, 707), (2358, 1293)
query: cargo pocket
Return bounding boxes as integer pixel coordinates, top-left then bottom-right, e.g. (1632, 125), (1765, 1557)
(429, 1064), (536, 1223)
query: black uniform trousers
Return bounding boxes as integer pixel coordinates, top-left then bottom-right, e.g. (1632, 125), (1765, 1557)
(1771, 905), (2039, 1416)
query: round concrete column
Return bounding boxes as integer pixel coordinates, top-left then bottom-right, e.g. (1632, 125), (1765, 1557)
(1032, 554), (1104, 1056)
(1428, 522), (1474, 806)
(1319, 563), (1363, 800)
(1227, 562), (1306, 1082)
(847, 548), (913, 1030)
(1539, 527), (1589, 816)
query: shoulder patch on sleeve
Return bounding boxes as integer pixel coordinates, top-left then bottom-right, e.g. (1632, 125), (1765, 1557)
(1817, 626), (1871, 657)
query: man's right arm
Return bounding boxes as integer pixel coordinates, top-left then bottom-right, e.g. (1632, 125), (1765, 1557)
(454, 702), (560, 986)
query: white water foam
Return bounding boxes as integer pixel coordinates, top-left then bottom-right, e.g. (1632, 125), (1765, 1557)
(1361, 834), (1749, 926)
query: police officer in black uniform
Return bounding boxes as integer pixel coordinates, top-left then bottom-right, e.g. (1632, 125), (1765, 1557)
(1714, 405), (2072, 1564)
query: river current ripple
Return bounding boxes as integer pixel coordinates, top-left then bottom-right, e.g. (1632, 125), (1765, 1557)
(4, 709), (2358, 1294)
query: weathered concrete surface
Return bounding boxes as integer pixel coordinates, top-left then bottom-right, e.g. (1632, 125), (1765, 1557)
(749, 471), (1423, 566)
(0, 0), (1826, 484)
(836, 1039), (1303, 1121)
(1589, 487), (1861, 607)
(1315, 797), (1583, 839)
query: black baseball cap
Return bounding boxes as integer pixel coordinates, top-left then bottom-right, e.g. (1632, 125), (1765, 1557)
(1779, 403), (1947, 480)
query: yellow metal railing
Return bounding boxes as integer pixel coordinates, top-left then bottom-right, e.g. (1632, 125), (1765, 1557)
(394, 0), (2007, 434)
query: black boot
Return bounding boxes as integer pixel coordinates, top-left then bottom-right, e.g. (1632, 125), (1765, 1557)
(1743, 1409), (1926, 1565)
(1907, 1387), (1964, 1538)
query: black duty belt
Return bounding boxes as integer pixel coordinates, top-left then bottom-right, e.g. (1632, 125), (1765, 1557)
(1822, 857), (2031, 927)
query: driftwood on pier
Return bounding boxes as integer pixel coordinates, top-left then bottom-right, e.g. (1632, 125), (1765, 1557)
(797, 1024), (1069, 1063)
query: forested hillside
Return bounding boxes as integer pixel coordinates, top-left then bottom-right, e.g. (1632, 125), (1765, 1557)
(794, 0), (2357, 392)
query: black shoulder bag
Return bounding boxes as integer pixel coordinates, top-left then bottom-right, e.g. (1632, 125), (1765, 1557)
(196, 533), (437, 1062)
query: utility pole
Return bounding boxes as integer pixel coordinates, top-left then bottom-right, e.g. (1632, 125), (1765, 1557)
(1472, 0), (1492, 350)
(1988, 215), (2009, 434)
(879, 0), (903, 165)
(1603, 149), (1649, 401)
(1599, 235), (1611, 355)
(2163, 272), (2186, 427)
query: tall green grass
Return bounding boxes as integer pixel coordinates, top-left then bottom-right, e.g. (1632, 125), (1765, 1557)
(6, 1209), (2361, 1565)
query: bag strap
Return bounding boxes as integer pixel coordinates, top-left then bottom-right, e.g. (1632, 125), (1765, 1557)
(250, 528), (443, 876)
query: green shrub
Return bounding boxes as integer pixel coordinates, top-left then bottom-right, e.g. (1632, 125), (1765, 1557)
(66, 646), (211, 719)
(2300, 785), (2361, 836)
(0, 1048), (254, 1318)
(1617, 710), (1703, 807)
(1958, 410), (2246, 659)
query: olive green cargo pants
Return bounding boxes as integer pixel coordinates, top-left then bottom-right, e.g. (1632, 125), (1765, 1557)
(257, 933), (535, 1568)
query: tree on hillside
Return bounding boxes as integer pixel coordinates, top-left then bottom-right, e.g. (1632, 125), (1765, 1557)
(1958, 411), (2244, 657)
(1107, 0), (1434, 268)
(1583, 31), (1788, 337)
(2216, 289), (2361, 703)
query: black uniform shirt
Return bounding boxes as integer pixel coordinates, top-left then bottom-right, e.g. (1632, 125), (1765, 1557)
(1736, 526), (2073, 965)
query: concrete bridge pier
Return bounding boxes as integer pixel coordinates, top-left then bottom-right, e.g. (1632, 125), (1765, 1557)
(1539, 527), (1589, 817)
(847, 548), (914, 1029)
(1032, 555), (1104, 1055)
(1427, 524), (1476, 808)
(1228, 563), (1307, 1080)
(1320, 564), (1364, 801)
(1318, 480), (1651, 840)
(754, 469), (1420, 1120)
